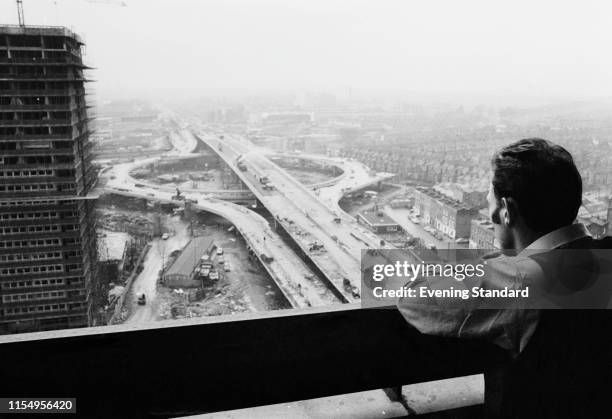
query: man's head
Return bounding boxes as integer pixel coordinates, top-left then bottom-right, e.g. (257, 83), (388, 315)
(487, 138), (582, 251)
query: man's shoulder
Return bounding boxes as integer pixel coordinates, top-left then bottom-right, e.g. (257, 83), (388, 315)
(481, 252), (541, 286)
(558, 235), (612, 249)
(484, 252), (538, 269)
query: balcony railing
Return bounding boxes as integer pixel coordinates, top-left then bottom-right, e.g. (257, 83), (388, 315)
(0, 104), (73, 111)
(0, 148), (76, 156)
(0, 89), (86, 97)
(0, 115), (90, 128)
(0, 305), (506, 418)
(0, 57), (85, 66)
(0, 162), (75, 170)
(0, 74), (87, 81)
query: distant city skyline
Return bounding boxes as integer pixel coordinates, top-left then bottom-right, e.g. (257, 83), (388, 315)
(0, 0), (610, 105)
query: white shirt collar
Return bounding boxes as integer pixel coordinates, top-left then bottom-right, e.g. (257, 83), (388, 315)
(519, 223), (591, 256)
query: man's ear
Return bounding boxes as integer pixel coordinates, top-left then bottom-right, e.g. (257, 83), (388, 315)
(500, 197), (519, 227)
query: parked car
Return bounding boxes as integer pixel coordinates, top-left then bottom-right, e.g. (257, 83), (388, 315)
(216, 247), (224, 255)
(224, 262), (231, 272)
(137, 293), (146, 305)
(161, 233), (169, 240)
(217, 255), (224, 264)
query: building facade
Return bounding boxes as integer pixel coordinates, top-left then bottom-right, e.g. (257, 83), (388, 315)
(0, 26), (97, 334)
(413, 187), (479, 239)
(432, 182), (487, 209)
(469, 217), (499, 250)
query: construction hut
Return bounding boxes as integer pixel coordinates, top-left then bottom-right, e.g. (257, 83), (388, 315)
(163, 236), (215, 288)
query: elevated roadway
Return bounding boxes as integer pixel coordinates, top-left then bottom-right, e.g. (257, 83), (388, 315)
(100, 154), (255, 202)
(195, 131), (396, 300)
(99, 169), (340, 309)
(99, 148), (354, 204)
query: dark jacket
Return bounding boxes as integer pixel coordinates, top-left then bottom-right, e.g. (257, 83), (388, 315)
(485, 236), (612, 418)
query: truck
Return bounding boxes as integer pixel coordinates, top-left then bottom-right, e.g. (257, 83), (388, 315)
(200, 254), (212, 267)
(309, 242), (324, 252)
(199, 266), (211, 279)
(261, 254), (274, 263)
(343, 278), (360, 299)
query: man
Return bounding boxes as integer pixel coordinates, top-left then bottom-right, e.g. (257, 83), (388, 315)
(397, 138), (611, 418)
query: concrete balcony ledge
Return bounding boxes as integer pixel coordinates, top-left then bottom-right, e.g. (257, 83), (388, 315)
(185, 375), (483, 419)
(0, 304), (505, 418)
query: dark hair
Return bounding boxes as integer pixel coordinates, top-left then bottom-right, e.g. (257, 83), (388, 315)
(491, 138), (582, 234)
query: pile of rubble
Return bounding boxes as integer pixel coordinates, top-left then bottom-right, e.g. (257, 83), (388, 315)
(97, 210), (154, 236)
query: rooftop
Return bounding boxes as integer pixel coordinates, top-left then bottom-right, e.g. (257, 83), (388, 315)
(165, 236), (215, 278)
(414, 186), (474, 211)
(358, 209), (398, 226)
(0, 25), (83, 43)
(471, 217), (494, 232)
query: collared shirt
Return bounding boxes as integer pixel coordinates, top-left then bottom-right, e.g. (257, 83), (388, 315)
(521, 223), (590, 255)
(396, 223), (591, 356)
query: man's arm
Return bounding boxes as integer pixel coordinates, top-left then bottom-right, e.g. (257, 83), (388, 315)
(396, 255), (539, 356)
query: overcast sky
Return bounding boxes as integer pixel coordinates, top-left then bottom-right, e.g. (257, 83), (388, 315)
(1, 0), (611, 104)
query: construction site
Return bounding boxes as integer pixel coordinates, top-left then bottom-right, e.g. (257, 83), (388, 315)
(95, 191), (293, 326)
(0, 2), (399, 334)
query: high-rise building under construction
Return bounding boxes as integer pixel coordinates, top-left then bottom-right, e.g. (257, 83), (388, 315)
(0, 26), (97, 334)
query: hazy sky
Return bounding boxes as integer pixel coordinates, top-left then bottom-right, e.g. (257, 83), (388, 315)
(1, 0), (611, 103)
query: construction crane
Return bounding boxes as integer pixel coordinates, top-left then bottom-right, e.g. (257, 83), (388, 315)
(14, 0), (127, 28)
(16, 0), (25, 27)
(84, 0), (127, 6)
